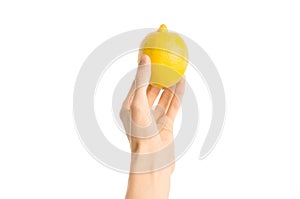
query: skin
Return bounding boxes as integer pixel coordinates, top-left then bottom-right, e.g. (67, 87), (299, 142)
(120, 55), (185, 199)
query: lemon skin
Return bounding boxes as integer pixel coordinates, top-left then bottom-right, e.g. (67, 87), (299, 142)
(139, 24), (188, 88)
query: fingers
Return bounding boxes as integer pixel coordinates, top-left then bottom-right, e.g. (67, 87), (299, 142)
(166, 78), (186, 121)
(121, 54), (185, 127)
(147, 85), (161, 107)
(157, 85), (176, 113)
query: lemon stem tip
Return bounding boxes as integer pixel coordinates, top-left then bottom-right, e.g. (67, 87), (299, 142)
(158, 24), (168, 32)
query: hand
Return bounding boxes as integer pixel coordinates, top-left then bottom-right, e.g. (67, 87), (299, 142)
(120, 55), (185, 199)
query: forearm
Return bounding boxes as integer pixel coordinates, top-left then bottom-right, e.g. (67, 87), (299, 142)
(125, 171), (171, 199)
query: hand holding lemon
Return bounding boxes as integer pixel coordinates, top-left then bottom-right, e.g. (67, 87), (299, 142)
(123, 24), (188, 199)
(139, 24), (188, 88)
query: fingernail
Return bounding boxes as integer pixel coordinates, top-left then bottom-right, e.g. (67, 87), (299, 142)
(139, 55), (149, 65)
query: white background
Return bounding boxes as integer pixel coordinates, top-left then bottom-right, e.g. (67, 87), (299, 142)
(1, 0), (300, 198)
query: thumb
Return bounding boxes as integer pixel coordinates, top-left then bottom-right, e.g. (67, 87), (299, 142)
(134, 54), (151, 93)
(131, 54), (151, 124)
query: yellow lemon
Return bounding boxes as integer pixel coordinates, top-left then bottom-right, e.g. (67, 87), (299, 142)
(139, 24), (189, 88)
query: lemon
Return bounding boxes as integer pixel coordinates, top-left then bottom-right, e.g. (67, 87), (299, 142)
(139, 24), (188, 88)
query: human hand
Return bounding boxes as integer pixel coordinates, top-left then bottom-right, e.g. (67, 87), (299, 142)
(120, 54), (185, 198)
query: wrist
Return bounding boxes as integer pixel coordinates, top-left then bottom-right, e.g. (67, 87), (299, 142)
(129, 143), (175, 174)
